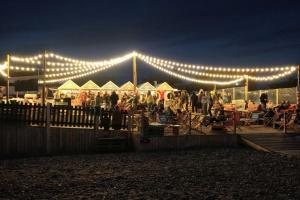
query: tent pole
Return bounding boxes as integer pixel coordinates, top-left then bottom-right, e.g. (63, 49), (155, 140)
(133, 53), (137, 91)
(244, 76), (249, 101)
(42, 50), (46, 105)
(6, 54), (10, 103)
(297, 65), (300, 109)
(276, 89), (279, 105)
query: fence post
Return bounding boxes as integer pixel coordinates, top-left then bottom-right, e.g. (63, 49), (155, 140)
(189, 112), (192, 135)
(233, 111), (236, 134)
(94, 107), (100, 131)
(46, 103), (51, 154)
(283, 111), (287, 134)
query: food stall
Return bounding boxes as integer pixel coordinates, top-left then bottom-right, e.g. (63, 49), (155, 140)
(100, 81), (119, 94)
(80, 80), (101, 92)
(156, 82), (175, 107)
(138, 82), (156, 94)
(119, 81), (135, 92)
(57, 80), (81, 106)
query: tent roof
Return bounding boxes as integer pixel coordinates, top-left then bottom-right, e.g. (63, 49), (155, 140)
(119, 81), (135, 91)
(80, 80), (101, 90)
(100, 81), (119, 90)
(58, 80), (80, 90)
(156, 82), (174, 91)
(138, 82), (156, 91)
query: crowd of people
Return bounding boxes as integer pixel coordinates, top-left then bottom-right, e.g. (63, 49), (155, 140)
(54, 89), (232, 117)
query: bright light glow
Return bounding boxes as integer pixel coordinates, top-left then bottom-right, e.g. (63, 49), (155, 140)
(4, 51), (298, 84)
(0, 62), (7, 77)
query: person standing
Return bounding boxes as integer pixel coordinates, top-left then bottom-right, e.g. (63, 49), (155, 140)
(208, 92), (214, 117)
(190, 92), (198, 113)
(95, 92), (103, 108)
(146, 91), (154, 111)
(110, 91), (119, 110)
(198, 90), (204, 113)
(80, 92), (87, 107)
(103, 92), (110, 109)
(201, 91), (208, 115)
(180, 91), (186, 110)
(260, 93), (268, 110)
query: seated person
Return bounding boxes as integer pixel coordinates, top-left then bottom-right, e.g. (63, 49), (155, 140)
(244, 100), (249, 110)
(203, 105), (226, 127)
(165, 107), (176, 123)
(256, 104), (264, 112)
(294, 109), (300, 124)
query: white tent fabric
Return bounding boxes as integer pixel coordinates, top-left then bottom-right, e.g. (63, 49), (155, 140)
(156, 82), (174, 91)
(119, 81), (135, 91)
(58, 80), (80, 90)
(100, 81), (119, 90)
(138, 82), (156, 91)
(80, 80), (101, 90)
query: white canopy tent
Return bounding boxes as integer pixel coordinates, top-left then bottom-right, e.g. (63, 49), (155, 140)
(80, 80), (101, 90)
(156, 82), (174, 91)
(58, 80), (80, 91)
(100, 81), (119, 91)
(138, 82), (156, 92)
(119, 81), (135, 91)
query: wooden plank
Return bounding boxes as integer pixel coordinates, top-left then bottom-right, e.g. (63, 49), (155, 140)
(61, 107), (65, 127)
(74, 106), (78, 127)
(81, 107), (85, 127)
(27, 104), (32, 125)
(69, 106), (73, 127)
(51, 105), (56, 126)
(56, 107), (60, 126)
(65, 107), (70, 127)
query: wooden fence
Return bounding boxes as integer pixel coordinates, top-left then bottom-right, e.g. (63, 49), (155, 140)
(0, 102), (129, 130)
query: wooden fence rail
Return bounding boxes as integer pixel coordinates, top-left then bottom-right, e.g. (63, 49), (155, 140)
(0, 102), (128, 130)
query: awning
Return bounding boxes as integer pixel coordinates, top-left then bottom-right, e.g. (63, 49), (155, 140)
(80, 80), (101, 90)
(100, 81), (119, 90)
(58, 80), (80, 90)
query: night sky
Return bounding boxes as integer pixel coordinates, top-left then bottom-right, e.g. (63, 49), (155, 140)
(1, 0), (300, 90)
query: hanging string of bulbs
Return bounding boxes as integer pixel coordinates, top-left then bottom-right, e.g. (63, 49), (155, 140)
(0, 51), (298, 84)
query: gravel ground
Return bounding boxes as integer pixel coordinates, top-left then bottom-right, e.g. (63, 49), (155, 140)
(0, 148), (300, 200)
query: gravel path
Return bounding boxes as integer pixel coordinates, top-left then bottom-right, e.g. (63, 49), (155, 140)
(0, 148), (300, 200)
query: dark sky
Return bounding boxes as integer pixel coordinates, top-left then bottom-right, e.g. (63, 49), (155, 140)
(1, 0), (300, 89)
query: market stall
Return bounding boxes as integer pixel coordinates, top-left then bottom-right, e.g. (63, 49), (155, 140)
(156, 82), (175, 108)
(57, 80), (81, 106)
(119, 81), (135, 92)
(138, 82), (156, 94)
(100, 81), (119, 93)
(80, 80), (101, 92)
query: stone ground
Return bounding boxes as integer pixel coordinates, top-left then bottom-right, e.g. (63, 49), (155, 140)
(0, 148), (300, 200)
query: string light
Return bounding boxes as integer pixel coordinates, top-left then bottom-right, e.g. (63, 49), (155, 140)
(45, 52), (135, 66)
(0, 63), (7, 77)
(147, 58), (297, 81)
(137, 52), (294, 73)
(140, 57), (244, 85)
(44, 53), (132, 83)
(10, 54), (43, 63)
(1, 51), (298, 85)
(10, 66), (36, 71)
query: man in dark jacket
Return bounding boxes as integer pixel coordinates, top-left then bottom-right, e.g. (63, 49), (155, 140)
(110, 91), (119, 109)
(190, 92), (198, 113)
(260, 93), (268, 110)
